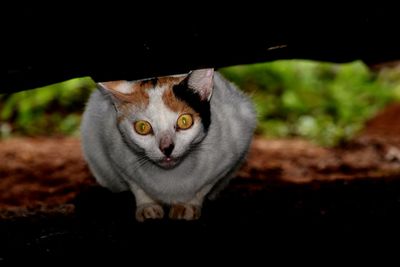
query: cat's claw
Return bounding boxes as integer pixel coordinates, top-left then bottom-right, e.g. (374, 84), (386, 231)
(169, 204), (201, 220)
(136, 203), (164, 222)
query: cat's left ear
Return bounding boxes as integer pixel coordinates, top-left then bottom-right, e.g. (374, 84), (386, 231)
(187, 68), (214, 101)
(96, 81), (138, 102)
(97, 81), (133, 95)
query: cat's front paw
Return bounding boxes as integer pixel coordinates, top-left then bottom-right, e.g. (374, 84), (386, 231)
(136, 203), (164, 222)
(169, 204), (201, 220)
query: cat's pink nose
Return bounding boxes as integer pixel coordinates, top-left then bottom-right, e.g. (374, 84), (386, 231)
(159, 135), (175, 156)
(160, 143), (175, 157)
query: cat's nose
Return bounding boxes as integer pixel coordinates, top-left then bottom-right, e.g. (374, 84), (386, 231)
(160, 143), (175, 157)
(159, 135), (175, 157)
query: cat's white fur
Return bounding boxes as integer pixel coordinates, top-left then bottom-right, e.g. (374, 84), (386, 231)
(81, 69), (256, 221)
(113, 81), (133, 94)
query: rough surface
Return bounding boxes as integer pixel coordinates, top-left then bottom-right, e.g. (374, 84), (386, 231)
(2, 103), (400, 260)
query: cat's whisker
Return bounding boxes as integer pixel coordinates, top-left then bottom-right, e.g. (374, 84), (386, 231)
(136, 155), (151, 168)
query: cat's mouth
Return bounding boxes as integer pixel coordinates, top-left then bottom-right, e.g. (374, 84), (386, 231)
(157, 156), (180, 169)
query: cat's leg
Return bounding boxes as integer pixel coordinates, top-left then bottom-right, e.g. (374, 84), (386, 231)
(129, 182), (164, 222)
(169, 184), (213, 220)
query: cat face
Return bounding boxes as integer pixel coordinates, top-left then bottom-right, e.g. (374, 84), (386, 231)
(98, 69), (214, 169)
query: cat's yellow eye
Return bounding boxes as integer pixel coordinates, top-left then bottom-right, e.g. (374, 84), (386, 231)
(176, 114), (194, 130)
(134, 120), (152, 135)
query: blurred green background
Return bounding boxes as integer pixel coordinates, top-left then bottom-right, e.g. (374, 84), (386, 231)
(1, 59), (400, 146)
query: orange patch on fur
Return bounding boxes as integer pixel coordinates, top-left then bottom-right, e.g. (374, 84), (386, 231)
(131, 75), (187, 92)
(162, 87), (201, 124)
(162, 88), (195, 114)
(102, 80), (150, 107)
(158, 76), (200, 120)
(132, 79), (158, 92)
(157, 75), (187, 85)
(145, 75), (199, 118)
(104, 74), (197, 122)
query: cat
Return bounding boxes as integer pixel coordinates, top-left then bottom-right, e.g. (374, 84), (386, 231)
(80, 68), (256, 221)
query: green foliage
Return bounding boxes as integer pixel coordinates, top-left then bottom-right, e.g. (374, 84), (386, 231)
(220, 60), (400, 146)
(1, 60), (400, 147)
(0, 77), (95, 138)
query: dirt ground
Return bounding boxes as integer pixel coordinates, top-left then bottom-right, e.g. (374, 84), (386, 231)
(2, 103), (400, 260)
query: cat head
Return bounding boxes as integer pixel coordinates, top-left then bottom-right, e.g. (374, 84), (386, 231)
(98, 68), (214, 169)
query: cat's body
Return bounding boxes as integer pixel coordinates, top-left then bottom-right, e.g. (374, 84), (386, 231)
(81, 69), (256, 221)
